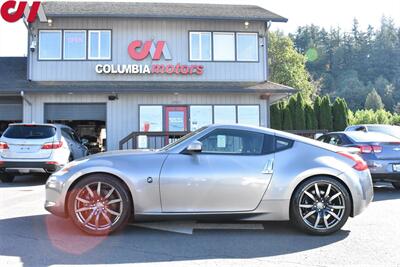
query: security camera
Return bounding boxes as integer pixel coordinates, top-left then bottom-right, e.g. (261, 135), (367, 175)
(30, 41), (37, 52)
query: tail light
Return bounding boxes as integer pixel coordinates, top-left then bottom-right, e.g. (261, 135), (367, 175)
(0, 142), (9, 149)
(338, 151), (368, 171)
(42, 141), (63, 150)
(356, 145), (382, 154)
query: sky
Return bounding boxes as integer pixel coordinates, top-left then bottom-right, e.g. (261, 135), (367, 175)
(0, 0), (399, 56)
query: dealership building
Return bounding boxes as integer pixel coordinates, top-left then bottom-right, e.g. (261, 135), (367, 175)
(0, 2), (295, 151)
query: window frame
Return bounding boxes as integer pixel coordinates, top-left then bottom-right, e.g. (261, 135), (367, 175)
(212, 32), (236, 62)
(88, 30), (112, 60)
(198, 128), (267, 156)
(38, 30), (62, 60)
(236, 32), (259, 62)
(189, 31), (212, 62)
(63, 30), (87, 60)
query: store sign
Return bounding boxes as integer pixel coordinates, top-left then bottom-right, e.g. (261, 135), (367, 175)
(1, 1), (41, 23)
(96, 39), (204, 75)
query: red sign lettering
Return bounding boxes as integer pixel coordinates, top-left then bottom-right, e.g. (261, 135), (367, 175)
(1, 1), (41, 23)
(128, 40), (172, 61)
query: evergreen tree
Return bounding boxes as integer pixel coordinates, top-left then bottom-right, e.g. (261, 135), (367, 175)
(319, 96), (333, 130)
(332, 98), (349, 131)
(282, 106), (293, 130)
(305, 104), (317, 130)
(365, 89), (385, 110)
(313, 96), (322, 129)
(270, 104), (282, 129)
(293, 93), (306, 129)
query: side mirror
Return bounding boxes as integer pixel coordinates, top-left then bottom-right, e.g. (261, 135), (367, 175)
(81, 138), (89, 145)
(186, 141), (202, 153)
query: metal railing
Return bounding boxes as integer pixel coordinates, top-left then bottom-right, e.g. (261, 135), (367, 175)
(118, 129), (328, 150)
(119, 131), (189, 150)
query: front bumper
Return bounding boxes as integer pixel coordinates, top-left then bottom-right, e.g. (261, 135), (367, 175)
(0, 161), (62, 174)
(45, 175), (68, 217)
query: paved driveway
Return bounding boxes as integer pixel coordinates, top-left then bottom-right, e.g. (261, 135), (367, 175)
(1, 176), (399, 267)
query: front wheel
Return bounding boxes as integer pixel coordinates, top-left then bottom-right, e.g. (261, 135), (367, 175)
(67, 174), (132, 235)
(392, 182), (400, 190)
(290, 177), (351, 235)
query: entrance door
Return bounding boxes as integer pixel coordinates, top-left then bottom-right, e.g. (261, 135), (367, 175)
(165, 106), (188, 132)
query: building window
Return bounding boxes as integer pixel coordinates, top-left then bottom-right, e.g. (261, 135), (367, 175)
(140, 106), (163, 132)
(213, 32), (235, 61)
(214, 106), (236, 124)
(238, 105), (260, 126)
(236, 33), (258, 61)
(38, 30), (62, 60)
(189, 32), (211, 61)
(190, 106), (213, 130)
(89, 30), (111, 60)
(64, 30), (86, 60)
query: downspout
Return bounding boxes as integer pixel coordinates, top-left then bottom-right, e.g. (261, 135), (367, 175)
(23, 21), (34, 123)
(264, 21), (272, 127)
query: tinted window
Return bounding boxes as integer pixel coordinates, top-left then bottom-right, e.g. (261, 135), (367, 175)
(200, 129), (264, 155)
(275, 137), (294, 152)
(3, 125), (56, 139)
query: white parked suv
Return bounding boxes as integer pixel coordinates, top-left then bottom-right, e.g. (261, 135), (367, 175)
(0, 123), (88, 183)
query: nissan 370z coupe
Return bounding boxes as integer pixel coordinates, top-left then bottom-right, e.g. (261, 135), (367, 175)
(45, 125), (373, 236)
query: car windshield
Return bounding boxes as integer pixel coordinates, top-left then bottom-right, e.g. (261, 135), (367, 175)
(2, 125), (56, 139)
(368, 125), (400, 138)
(159, 127), (207, 151)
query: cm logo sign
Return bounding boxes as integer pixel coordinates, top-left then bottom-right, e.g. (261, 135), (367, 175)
(128, 40), (172, 61)
(1, 1), (41, 23)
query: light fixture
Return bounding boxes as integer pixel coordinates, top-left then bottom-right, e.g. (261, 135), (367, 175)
(47, 19), (53, 27)
(244, 21), (250, 29)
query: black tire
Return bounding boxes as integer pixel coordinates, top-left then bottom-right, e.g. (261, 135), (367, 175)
(0, 174), (15, 183)
(290, 176), (351, 235)
(392, 182), (400, 190)
(67, 174), (132, 236)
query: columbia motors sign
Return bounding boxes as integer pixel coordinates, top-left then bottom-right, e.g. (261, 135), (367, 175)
(96, 40), (204, 75)
(1, 1), (41, 23)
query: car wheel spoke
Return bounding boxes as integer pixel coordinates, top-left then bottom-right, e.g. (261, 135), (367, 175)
(314, 183), (321, 198)
(75, 206), (94, 213)
(106, 207), (121, 216)
(303, 210), (316, 219)
(97, 182), (101, 196)
(76, 197), (90, 204)
(325, 184), (332, 198)
(323, 211), (329, 229)
(107, 198), (122, 205)
(329, 192), (342, 202)
(101, 210), (112, 226)
(329, 205), (345, 210)
(95, 211), (101, 229)
(84, 209), (96, 225)
(299, 204), (314, 208)
(304, 191), (316, 201)
(327, 210), (341, 221)
(314, 213), (321, 228)
(86, 185), (94, 198)
(104, 188), (115, 200)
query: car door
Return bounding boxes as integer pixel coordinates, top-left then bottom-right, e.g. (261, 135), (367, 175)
(61, 128), (80, 160)
(70, 130), (88, 158)
(159, 129), (275, 213)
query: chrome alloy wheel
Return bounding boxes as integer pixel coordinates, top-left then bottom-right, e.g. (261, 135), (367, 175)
(299, 182), (346, 230)
(74, 182), (123, 231)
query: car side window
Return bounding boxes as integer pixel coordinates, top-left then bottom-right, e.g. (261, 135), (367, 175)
(275, 136), (294, 152)
(71, 131), (81, 143)
(200, 129), (264, 155)
(61, 128), (73, 140)
(327, 135), (342, 145)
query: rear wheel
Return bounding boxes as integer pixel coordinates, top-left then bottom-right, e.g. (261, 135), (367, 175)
(0, 174), (15, 183)
(290, 176), (351, 235)
(392, 182), (400, 190)
(67, 174), (132, 235)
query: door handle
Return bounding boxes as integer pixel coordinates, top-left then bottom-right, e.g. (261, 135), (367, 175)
(262, 159), (274, 174)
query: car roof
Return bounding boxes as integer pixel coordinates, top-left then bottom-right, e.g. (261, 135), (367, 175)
(8, 123), (71, 130)
(332, 131), (400, 143)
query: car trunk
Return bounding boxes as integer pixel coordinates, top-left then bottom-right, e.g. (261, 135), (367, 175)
(374, 142), (400, 160)
(0, 125), (56, 160)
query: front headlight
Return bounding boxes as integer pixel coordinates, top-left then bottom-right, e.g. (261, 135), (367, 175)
(46, 175), (62, 189)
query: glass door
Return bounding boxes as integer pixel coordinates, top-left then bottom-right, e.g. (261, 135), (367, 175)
(165, 106), (188, 132)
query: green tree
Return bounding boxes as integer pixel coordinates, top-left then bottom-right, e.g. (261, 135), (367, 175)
(305, 104), (317, 130)
(319, 96), (333, 130)
(293, 93), (306, 129)
(332, 98), (349, 131)
(270, 103), (282, 129)
(282, 106), (293, 130)
(268, 31), (316, 100)
(313, 95), (322, 128)
(365, 89), (384, 110)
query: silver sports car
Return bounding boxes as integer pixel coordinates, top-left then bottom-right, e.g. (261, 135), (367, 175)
(45, 125), (373, 236)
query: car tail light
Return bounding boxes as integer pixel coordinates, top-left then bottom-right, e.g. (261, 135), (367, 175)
(338, 151), (368, 171)
(356, 145), (382, 154)
(46, 161), (59, 165)
(0, 142), (9, 149)
(42, 141), (63, 150)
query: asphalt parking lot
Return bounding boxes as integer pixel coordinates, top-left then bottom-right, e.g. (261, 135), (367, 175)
(1, 176), (400, 267)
